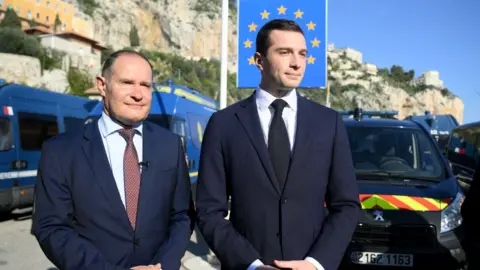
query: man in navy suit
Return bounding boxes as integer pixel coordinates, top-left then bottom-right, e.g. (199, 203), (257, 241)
(32, 50), (194, 270)
(195, 19), (361, 270)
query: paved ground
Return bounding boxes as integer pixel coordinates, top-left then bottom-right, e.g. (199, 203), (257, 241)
(0, 208), (218, 270)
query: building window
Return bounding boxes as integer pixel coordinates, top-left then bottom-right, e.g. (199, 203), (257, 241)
(37, 0), (40, 4)
(28, 10), (32, 20)
(45, 15), (49, 23)
(46, 1), (50, 8)
(36, 13), (40, 19)
(16, 7), (20, 13)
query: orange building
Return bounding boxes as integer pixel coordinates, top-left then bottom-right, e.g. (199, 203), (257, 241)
(0, 0), (90, 37)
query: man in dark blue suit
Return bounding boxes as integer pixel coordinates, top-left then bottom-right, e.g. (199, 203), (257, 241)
(32, 50), (194, 270)
(195, 19), (361, 270)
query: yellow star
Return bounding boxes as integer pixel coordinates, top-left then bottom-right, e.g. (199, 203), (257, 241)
(294, 9), (304, 19)
(311, 37), (320, 47)
(277, 5), (287, 15)
(307, 55), (316, 64)
(248, 22), (257, 32)
(306, 21), (316, 30)
(248, 56), (255, 65)
(243, 39), (252, 48)
(260, 9), (270, 19)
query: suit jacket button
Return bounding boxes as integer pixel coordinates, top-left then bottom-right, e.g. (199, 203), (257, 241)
(282, 198), (288, 204)
(134, 238), (140, 247)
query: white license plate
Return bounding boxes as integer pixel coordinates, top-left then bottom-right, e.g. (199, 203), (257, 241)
(350, 252), (413, 267)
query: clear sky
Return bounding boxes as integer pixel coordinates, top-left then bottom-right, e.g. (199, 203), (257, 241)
(327, 0), (479, 124)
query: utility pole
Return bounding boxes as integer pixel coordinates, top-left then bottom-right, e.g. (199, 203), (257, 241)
(325, 80), (331, 108)
(219, 0), (229, 109)
(325, 65), (332, 107)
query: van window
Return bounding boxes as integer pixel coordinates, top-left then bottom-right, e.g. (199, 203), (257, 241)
(0, 118), (13, 151)
(347, 126), (445, 180)
(147, 115), (170, 129)
(171, 117), (187, 151)
(447, 129), (479, 174)
(187, 113), (208, 149)
(171, 117), (187, 138)
(64, 117), (86, 132)
(18, 112), (59, 150)
(147, 114), (187, 150)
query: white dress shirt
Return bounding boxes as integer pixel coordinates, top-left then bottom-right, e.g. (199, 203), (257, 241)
(247, 88), (324, 270)
(98, 112), (143, 208)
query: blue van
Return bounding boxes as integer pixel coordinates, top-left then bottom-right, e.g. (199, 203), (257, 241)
(87, 82), (219, 192)
(404, 111), (459, 152)
(0, 82), (98, 213)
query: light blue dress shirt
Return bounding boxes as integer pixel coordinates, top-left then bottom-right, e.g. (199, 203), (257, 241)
(247, 89), (324, 270)
(98, 112), (143, 208)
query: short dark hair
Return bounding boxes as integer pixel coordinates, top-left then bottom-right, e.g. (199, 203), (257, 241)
(101, 49), (153, 79)
(255, 19), (304, 56)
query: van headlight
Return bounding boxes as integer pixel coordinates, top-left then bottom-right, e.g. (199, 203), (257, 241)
(440, 192), (465, 233)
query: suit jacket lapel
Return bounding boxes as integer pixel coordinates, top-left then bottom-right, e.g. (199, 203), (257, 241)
(81, 119), (133, 233)
(135, 121), (157, 231)
(285, 95), (314, 191)
(235, 93), (281, 195)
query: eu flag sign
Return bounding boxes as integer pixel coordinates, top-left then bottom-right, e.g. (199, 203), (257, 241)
(236, 0), (327, 88)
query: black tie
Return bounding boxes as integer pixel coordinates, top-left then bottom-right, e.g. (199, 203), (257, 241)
(268, 99), (291, 190)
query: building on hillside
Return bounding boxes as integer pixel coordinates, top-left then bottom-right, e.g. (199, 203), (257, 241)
(335, 48), (363, 64)
(0, 0), (91, 38)
(410, 70), (444, 89)
(24, 26), (106, 76)
(363, 63), (378, 75)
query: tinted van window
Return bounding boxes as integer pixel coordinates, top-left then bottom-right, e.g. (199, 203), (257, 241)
(0, 118), (13, 151)
(347, 126), (445, 180)
(18, 112), (59, 150)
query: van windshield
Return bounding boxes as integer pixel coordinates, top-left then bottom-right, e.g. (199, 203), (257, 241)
(0, 118), (13, 151)
(346, 126), (445, 181)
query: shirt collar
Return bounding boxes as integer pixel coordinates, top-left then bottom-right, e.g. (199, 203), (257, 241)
(255, 87), (298, 112)
(98, 111), (143, 138)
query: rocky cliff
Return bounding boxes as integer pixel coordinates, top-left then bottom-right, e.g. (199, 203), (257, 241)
(86, 0), (463, 123)
(0, 0), (464, 123)
(91, 0), (238, 70)
(325, 48), (463, 123)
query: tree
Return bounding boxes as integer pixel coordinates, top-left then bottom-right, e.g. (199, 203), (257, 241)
(54, 13), (62, 32)
(0, 8), (22, 29)
(0, 28), (43, 58)
(101, 45), (114, 63)
(129, 25), (140, 47)
(67, 68), (93, 97)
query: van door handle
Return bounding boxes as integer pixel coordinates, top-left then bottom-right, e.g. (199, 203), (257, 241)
(11, 160), (28, 170)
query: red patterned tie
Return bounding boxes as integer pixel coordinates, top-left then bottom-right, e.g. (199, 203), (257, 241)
(119, 129), (140, 229)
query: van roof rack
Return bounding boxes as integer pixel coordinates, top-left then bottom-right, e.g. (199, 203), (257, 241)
(338, 108), (398, 121)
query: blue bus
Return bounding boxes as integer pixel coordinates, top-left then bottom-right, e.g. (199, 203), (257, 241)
(87, 82), (219, 192)
(0, 81), (98, 213)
